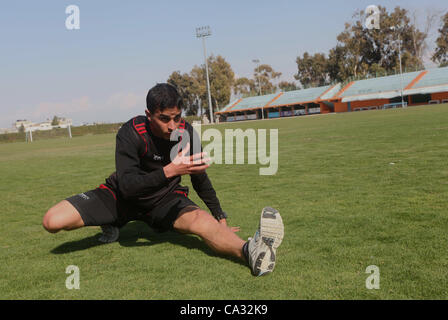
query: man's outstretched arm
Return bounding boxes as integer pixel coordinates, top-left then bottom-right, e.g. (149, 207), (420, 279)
(190, 172), (226, 219)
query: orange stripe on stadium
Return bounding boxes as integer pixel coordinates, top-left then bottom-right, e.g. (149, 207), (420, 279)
(316, 84), (337, 101)
(405, 70), (428, 90)
(263, 92), (284, 108)
(333, 81), (355, 98)
(227, 98), (243, 111)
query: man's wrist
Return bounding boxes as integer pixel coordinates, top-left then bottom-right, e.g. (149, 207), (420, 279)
(163, 163), (176, 179)
(213, 211), (228, 221)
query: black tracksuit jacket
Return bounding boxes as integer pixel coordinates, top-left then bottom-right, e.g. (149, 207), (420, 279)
(104, 116), (224, 219)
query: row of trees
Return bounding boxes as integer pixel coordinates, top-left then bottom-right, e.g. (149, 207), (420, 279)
(167, 56), (289, 116)
(167, 7), (448, 117)
(168, 55), (235, 116)
(432, 12), (448, 67)
(295, 7), (448, 88)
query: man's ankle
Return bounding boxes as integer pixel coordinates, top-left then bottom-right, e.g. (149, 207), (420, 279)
(241, 241), (249, 263)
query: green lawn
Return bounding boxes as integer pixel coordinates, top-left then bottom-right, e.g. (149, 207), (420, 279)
(1, 104), (447, 299)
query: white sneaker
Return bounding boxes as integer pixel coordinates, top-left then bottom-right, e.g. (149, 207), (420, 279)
(98, 225), (119, 243)
(247, 207), (284, 276)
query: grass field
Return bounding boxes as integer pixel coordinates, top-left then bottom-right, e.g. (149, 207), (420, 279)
(1, 104), (448, 299)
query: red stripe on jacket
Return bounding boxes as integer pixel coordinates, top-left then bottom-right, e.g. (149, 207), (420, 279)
(133, 117), (148, 158)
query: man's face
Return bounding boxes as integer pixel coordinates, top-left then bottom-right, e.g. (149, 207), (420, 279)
(146, 106), (182, 140)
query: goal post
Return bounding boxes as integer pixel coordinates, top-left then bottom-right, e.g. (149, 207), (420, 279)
(67, 124), (72, 139)
(25, 128), (33, 143)
(23, 125), (73, 143)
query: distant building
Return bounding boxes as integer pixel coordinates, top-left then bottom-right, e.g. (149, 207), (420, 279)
(0, 127), (18, 134)
(14, 120), (33, 130)
(37, 121), (53, 131)
(55, 117), (73, 128)
(12, 118), (73, 132)
(0, 117), (73, 135)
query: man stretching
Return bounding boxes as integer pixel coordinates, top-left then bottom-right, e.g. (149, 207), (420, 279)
(42, 83), (284, 276)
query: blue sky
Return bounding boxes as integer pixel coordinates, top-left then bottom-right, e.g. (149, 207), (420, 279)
(0, 0), (446, 127)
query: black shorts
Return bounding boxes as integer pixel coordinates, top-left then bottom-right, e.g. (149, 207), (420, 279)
(65, 186), (199, 232)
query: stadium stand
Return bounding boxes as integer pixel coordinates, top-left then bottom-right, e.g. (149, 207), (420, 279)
(269, 85), (333, 107)
(215, 67), (448, 122)
(404, 67), (448, 105)
(339, 71), (422, 102)
(411, 66), (448, 89)
(231, 93), (280, 111)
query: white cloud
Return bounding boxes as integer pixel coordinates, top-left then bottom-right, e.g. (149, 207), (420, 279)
(0, 96), (94, 127)
(32, 96), (92, 119)
(1, 91), (147, 128)
(106, 92), (142, 111)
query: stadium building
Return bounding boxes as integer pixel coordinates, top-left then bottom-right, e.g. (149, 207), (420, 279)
(216, 66), (448, 122)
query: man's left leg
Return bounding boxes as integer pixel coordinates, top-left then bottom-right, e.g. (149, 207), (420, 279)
(173, 208), (246, 261)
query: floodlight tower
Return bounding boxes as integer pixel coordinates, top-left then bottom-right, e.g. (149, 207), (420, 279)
(390, 25), (406, 108)
(196, 26), (214, 123)
(252, 59), (264, 119)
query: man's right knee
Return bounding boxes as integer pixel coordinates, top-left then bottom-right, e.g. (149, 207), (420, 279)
(42, 200), (84, 233)
(42, 208), (62, 233)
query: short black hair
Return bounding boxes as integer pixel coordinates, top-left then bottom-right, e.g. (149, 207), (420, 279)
(146, 83), (183, 113)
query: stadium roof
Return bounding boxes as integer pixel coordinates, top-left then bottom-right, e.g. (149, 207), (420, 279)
(412, 66), (448, 88)
(338, 67), (448, 102)
(218, 93), (279, 114)
(216, 67), (448, 114)
(403, 67), (448, 96)
(338, 71), (422, 102)
(217, 84), (340, 114)
(269, 85), (335, 107)
(319, 83), (341, 100)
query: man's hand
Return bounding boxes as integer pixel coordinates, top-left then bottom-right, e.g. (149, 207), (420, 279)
(219, 218), (241, 233)
(163, 142), (211, 179)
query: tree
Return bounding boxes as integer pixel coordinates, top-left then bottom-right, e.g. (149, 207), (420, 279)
(208, 55), (235, 112)
(190, 65), (208, 116)
(51, 116), (60, 126)
(326, 45), (364, 83)
(386, 7), (426, 71)
(233, 77), (257, 96)
(333, 6), (425, 79)
(188, 55), (235, 116)
(410, 9), (439, 67)
(295, 52), (330, 88)
(278, 81), (299, 92)
(254, 64), (282, 94)
(295, 6), (429, 84)
(432, 12), (448, 67)
(234, 64), (282, 97)
(167, 71), (201, 116)
(335, 20), (370, 79)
